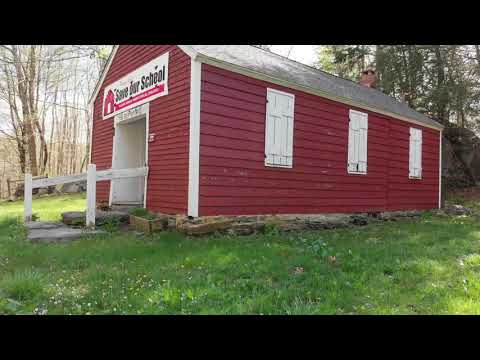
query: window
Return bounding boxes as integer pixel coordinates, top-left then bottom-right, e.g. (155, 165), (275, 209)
(409, 127), (422, 179)
(265, 88), (295, 168)
(347, 109), (368, 174)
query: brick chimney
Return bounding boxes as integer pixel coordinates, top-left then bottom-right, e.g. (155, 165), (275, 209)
(359, 69), (377, 89)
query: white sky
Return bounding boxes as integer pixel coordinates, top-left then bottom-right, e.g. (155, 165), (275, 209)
(269, 45), (319, 66)
(0, 45), (320, 131)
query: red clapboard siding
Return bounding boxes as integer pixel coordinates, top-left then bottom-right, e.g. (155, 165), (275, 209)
(386, 117), (439, 211)
(198, 63), (440, 216)
(91, 45), (191, 214)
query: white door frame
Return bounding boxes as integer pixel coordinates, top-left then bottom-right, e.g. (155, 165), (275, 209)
(109, 103), (150, 208)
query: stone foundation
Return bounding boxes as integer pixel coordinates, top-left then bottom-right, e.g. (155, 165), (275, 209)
(173, 210), (422, 237)
(60, 208), (422, 237)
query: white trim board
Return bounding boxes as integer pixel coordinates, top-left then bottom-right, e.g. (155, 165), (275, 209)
(88, 46), (442, 132)
(187, 59), (202, 217)
(109, 103), (150, 208)
(88, 45), (198, 108)
(88, 45), (200, 215)
(144, 105), (150, 209)
(195, 54), (444, 132)
(439, 130), (443, 209)
(88, 101), (94, 165)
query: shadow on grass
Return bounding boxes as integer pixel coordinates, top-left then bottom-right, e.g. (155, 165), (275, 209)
(1, 212), (480, 314)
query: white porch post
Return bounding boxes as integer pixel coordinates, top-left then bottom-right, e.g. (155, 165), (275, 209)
(86, 164), (96, 228)
(24, 173), (32, 223)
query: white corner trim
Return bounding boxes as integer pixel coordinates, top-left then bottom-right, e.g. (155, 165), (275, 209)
(88, 101), (94, 165)
(144, 105), (150, 209)
(108, 131), (117, 207)
(188, 59), (202, 217)
(439, 130), (443, 209)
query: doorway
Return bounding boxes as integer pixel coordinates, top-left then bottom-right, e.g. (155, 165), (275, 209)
(110, 109), (148, 207)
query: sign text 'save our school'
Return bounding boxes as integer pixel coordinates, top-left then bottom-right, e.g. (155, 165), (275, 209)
(103, 52), (169, 119)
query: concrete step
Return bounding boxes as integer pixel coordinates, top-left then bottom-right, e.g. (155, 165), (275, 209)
(26, 222), (105, 243)
(25, 221), (65, 230)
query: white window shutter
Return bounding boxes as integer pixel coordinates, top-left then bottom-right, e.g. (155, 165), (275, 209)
(265, 89), (294, 168)
(348, 110), (368, 174)
(409, 128), (415, 177)
(285, 97), (294, 167)
(276, 99), (287, 166)
(415, 129), (422, 178)
(347, 115), (358, 172)
(358, 114), (368, 173)
(265, 90), (276, 165)
(409, 128), (422, 178)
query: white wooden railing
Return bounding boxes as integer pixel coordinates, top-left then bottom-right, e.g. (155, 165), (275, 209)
(24, 164), (148, 228)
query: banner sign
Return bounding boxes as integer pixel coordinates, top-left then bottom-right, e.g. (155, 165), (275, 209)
(103, 52), (169, 119)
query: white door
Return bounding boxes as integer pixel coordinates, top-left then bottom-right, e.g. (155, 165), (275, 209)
(111, 119), (146, 204)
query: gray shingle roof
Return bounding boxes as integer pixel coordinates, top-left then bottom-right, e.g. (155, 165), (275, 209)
(191, 45), (442, 129)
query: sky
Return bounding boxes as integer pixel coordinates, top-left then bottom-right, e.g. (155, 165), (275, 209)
(0, 45), (321, 132)
(269, 45), (319, 66)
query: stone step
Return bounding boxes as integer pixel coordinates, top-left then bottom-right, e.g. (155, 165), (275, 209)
(61, 209), (131, 226)
(25, 221), (66, 230)
(26, 222), (105, 243)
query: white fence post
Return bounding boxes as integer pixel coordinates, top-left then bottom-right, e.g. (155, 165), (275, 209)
(86, 164), (96, 229)
(24, 173), (32, 223)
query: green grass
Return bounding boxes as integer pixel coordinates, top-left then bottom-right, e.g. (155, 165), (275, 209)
(1, 194), (480, 314)
(130, 207), (156, 220)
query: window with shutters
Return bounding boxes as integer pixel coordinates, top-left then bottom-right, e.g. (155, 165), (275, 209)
(409, 127), (422, 179)
(347, 109), (368, 174)
(265, 88), (295, 168)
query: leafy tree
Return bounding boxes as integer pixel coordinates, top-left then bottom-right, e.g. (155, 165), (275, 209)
(316, 45), (480, 130)
(316, 45), (375, 81)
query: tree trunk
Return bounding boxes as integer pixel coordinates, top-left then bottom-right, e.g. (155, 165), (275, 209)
(433, 46), (448, 125)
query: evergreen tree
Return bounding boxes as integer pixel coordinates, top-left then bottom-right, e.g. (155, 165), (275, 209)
(316, 45), (480, 129)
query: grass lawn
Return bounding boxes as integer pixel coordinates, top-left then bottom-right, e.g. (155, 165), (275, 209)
(1, 193), (480, 315)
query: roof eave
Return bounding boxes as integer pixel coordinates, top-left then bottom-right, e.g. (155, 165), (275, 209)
(88, 45), (119, 107)
(194, 52), (444, 131)
(88, 45), (199, 107)
(87, 45), (443, 131)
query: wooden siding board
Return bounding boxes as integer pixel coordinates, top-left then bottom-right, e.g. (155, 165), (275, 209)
(198, 63), (440, 216)
(91, 45), (191, 215)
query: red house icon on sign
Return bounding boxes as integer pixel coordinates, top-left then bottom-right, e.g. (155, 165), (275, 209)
(104, 90), (115, 116)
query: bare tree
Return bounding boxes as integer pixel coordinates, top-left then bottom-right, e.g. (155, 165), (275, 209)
(0, 45), (111, 198)
(0, 45), (52, 176)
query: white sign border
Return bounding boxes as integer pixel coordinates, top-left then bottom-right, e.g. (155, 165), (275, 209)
(103, 52), (169, 120)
